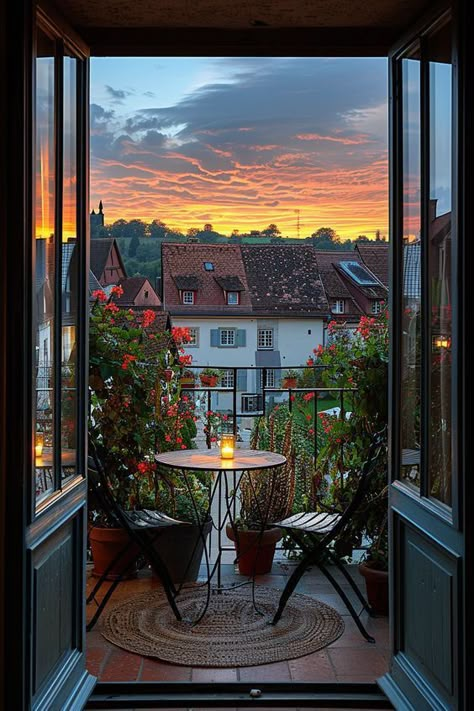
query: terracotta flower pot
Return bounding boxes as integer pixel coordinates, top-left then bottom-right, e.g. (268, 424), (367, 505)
(164, 368), (174, 382)
(359, 561), (389, 615)
(180, 376), (195, 388)
(282, 378), (297, 389)
(89, 526), (139, 580)
(200, 374), (218, 387)
(226, 524), (282, 575)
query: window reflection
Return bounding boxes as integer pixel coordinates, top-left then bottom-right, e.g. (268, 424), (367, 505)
(400, 49), (422, 488)
(61, 54), (78, 483)
(35, 28), (56, 503)
(428, 23), (452, 505)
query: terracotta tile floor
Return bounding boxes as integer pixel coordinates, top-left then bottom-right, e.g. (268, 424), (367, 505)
(86, 560), (389, 689)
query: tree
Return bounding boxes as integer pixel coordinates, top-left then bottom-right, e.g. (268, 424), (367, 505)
(261, 223), (281, 238)
(128, 232), (140, 257)
(187, 227), (200, 242)
(126, 219), (148, 240)
(355, 235), (370, 243)
(149, 219), (167, 239)
(203, 223), (213, 232)
(109, 219), (129, 240)
(311, 227), (338, 243)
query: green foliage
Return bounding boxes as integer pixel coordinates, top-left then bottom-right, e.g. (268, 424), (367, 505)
(88, 290), (198, 525)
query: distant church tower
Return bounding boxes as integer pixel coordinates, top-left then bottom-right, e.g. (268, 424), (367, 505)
(90, 200), (104, 238)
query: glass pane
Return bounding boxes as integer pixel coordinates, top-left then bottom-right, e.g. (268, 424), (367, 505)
(34, 28), (56, 503)
(61, 54), (78, 484)
(428, 23), (452, 505)
(400, 49), (421, 488)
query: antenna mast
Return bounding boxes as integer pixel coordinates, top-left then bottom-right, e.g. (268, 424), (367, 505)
(294, 209), (300, 239)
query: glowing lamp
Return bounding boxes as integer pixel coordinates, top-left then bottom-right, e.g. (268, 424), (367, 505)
(434, 336), (450, 349)
(220, 434), (235, 460)
(35, 432), (44, 458)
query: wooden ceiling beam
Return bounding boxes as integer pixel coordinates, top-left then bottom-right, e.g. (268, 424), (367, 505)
(81, 26), (398, 57)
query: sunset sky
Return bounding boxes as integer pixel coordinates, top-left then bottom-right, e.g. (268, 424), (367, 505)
(90, 57), (388, 240)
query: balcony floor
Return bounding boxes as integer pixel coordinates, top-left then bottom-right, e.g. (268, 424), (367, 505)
(86, 560), (389, 693)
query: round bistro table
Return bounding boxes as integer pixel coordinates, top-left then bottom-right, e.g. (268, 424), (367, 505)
(155, 448), (286, 622)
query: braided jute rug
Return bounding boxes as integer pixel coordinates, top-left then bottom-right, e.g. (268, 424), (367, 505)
(102, 586), (344, 667)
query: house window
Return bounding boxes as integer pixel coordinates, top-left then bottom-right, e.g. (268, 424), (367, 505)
(183, 290), (194, 304)
(332, 300), (345, 314)
(227, 291), (239, 305)
(372, 300), (383, 314)
(221, 369), (235, 388)
(257, 328), (273, 349)
(203, 262), (214, 271)
(144, 290), (149, 298)
(220, 329), (235, 346)
(259, 369), (275, 388)
(187, 327), (199, 347)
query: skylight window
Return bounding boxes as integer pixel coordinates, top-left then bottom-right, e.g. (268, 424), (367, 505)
(204, 262), (215, 271)
(339, 261), (378, 286)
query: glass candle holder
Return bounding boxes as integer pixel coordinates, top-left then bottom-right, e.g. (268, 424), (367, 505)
(35, 432), (44, 458)
(220, 433), (235, 460)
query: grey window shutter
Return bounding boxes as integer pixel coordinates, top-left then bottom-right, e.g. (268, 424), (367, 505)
(236, 329), (246, 347)
(210, 329), (219, 346)
(237, 369), (247, 392)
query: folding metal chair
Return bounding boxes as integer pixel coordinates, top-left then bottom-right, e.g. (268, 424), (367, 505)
(271, 431), (386, 643)
(86, 444), (188, 630)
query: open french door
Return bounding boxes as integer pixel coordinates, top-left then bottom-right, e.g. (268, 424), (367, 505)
(381, 2), (470, 709)
(1, 2), (94, 709)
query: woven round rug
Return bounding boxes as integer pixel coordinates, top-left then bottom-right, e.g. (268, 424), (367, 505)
(102, 586), (344, 667)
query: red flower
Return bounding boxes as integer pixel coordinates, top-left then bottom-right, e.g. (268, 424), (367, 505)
(181, 444), (187, 450)
(306, 357), (315, 366)
(105, 302), (119, 313)
(165, 434), (172, 442)
(142, 309), (156, 328)
(92, 289), (107, 302)
(121, 353), (137, 370)
(303, 392), (315, 401)
(111, 285), (124, 297)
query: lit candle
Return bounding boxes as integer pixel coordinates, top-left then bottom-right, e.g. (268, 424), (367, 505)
(220, 433), (235, 460)
(35, 432), (44, 458)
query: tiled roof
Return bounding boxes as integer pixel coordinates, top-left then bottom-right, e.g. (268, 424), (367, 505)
(314, 251), (363, 318)
(403, 241), (420, 298)
(90, 238), (126, 281)
(112, 276), (158, 306)
(174, 275), (202, 291)
(241, 245), (328, 315)
(162, 244), (252, 315)
(214, 275), (245, 291)
(355, 243), (389, 287)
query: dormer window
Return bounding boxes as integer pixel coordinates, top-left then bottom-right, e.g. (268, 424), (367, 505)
(332, 300), (344, 314)
(182, 290), (195, 304)
(227, 291), (239, 305)
(371, 300), (383, 314)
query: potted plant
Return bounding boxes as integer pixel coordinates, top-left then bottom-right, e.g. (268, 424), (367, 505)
(88, 290), (197, 579)
(199, 367), (222, 387)
(226, 416), (295, 575)
(180, 368), (195, 388)
(282, 369), (299, 389)
(146, 468), (213, 583)
(358, 514), (388, 615)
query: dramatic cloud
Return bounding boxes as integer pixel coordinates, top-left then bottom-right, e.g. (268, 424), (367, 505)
(90, 57), (388, 238)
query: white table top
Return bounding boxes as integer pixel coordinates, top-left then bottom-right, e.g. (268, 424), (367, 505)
(155, 448), (286, 472)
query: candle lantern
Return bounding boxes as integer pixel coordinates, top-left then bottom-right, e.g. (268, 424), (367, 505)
(220, 433), (235, 460)
(35, 432), (44, 458)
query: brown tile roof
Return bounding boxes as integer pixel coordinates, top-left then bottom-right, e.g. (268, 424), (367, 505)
(241, 245), (328, 315)
(90, 238), (126, 281)
(173, 275), (202, 291)
(114, 276), (148, 305)
(162, 243), (252, 315)
(214, 275), (245, 291)
(314, 251), (363, 318)
(355, 243), (389, 287)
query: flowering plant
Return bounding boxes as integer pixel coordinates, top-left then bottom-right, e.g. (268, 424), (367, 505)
(88, 289), (197, 524)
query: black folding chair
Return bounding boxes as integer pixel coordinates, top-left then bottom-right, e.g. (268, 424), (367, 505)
(86, 444), (188, 630)
(271, 431), (386, 643)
